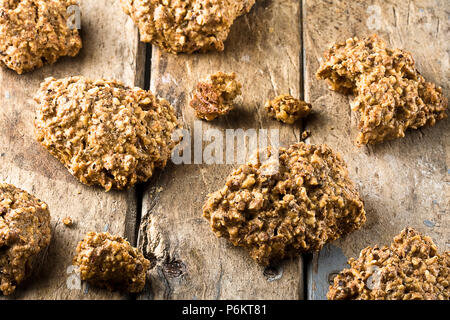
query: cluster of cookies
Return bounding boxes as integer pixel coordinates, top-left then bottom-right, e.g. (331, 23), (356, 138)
(0, 1), (448, 299)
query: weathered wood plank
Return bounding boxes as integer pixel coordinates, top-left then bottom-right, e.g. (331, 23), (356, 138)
(303, 0), (449, 300)
(0, 0), (144, 299)
(138, 0), (305, 300)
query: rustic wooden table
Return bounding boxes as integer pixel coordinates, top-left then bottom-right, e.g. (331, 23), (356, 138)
(0, 0), (448, 300)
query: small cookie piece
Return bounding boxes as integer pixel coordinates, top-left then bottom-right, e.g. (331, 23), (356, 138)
(119, 0), (255, 54)
(301, 129), (311, 140)
(0, 0), (82, 74)
(34, 76), (179, 191)
(265, 95), (312, 124)
(328, 228), (449, 300)
(62, 216), (73, 227)
(73, 232), (150, 293)
(190, 71), (242, 121)
(316, 34), (448, 145)
(203, 142), (366, 266)
(0, 183), (51, 295)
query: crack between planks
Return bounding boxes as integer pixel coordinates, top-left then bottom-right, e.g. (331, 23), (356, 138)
(299, 0), (310, 301)
(128, 40), (153, 301)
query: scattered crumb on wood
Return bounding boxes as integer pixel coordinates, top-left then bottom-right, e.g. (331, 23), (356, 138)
(62, 217), (74, 227)
(301, 130), (311, 140)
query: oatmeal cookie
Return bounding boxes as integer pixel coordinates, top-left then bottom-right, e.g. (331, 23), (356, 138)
(328, 228), (449, 300)
(119, 0), (255, 54)
(265, 95), (312, 124)
(0, 183), (51, 295)
(0, 0), (82, 74)
(203, 142), (366, 265)
(73, 232), (150, 293)
(317, 34), (448, 145)
(34, 76), (179, 191)
(190, 71), (242, 121)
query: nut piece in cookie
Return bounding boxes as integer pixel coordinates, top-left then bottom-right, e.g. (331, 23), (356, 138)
(203, 142), (366, 265)
(316, 34), (448, 145)
(265, 95), (312, 124)
(34, 76), (180, 191)
(328, 228), (449, 300)
(73, 232), (150, 293)
(0, 183), (51, 295)
(119, 0), (256, 54)
(190, 72), (242, 121)
(0, 0), (82, 74)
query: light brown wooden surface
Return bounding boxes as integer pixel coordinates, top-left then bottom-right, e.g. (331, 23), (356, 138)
(137, 0), (305, 300)
(0, 0), (143, 299)
(303, 0), (449, 299)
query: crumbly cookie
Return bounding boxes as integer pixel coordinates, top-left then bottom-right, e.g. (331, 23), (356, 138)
(328, 228), (449, 300)
(265, 95), (312, 124)
(73, 232), (150, 293)
(316, 34), (448, 145)
(190, 71), (242, 121)
(0, 183), (51, 295)
(0, 0), (82, 74)
(119, 0), (255, 54)
(34, 76), (179, 191)
(203, 142), (366, 265)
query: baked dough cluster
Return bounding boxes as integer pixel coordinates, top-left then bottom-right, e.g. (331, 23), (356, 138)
(190, 71), (242, 121)
(317, 34), (448, 145)
(0, 183), (51, 295)
(34, 76), (179, 191)
(73, 232), (150, 293)
(0, 0), (82, 74)
(265, 94), (312, 124)
(119, 0), (256, 54)
(328, 228), (449, 300)
(203, 142), (366, 265)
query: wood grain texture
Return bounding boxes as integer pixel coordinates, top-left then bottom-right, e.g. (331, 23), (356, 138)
(138, 0), (305, 300)
(303, 0), (449, 300)
(0, 0), (143, 299)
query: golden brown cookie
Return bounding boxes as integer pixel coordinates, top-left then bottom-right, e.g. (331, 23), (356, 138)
(0, 183), (51, 295)
(328, 228), (449, 300)
(73, 232), (150, 293)
(0, 0), (82, 74)
(119, 0), (255, 54)
(203, 142), (366, 266)
(317, 34), (447, 145)
(190, 71), (242, 121)
(34, 76), (179, 191)
(265, 95), (312, 124)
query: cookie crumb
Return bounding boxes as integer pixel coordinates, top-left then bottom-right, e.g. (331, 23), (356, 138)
(62, 217), (74, 227)
(190, 72), (242, 121)
(301, 130), (311, 140)
(265, 95), (312, 124)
